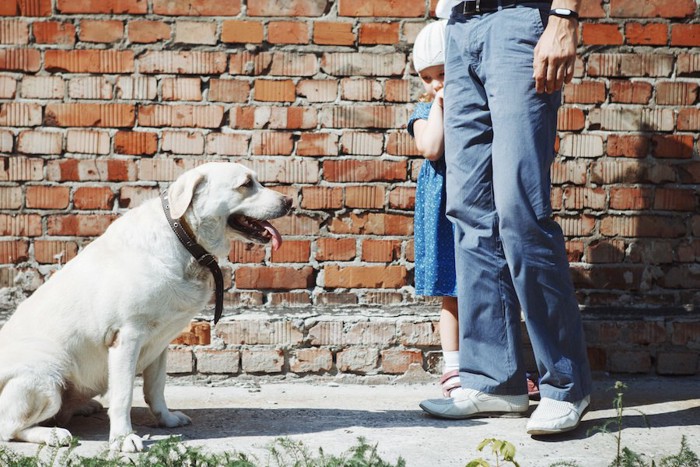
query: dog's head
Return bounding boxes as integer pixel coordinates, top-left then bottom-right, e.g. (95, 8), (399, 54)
(167, 162), (292, 256)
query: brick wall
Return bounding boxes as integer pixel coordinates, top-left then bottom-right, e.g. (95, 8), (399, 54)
(0, 0), (698, 377)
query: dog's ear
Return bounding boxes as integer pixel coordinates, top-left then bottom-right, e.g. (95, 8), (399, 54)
(168, 170), (205, 219)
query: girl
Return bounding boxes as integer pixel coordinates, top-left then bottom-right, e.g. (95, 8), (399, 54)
(407, 20), (460, 398)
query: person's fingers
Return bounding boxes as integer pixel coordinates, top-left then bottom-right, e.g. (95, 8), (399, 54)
(554, 62), (566, 92)
(533, 51), (546, 93)
(564, 59), (575, 84)
(545, 57), (557, 93)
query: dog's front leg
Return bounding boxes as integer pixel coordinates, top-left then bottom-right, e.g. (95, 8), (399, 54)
(107, 328), (144, 452)
(143, 349), (191, 428)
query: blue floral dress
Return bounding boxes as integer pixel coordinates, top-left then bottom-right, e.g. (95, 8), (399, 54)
(407, 101), (457, 297)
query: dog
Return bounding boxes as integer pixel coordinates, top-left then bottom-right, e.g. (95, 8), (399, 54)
(0, 162), (291, 452)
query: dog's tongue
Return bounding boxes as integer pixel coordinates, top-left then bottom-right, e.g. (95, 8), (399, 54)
(261, 220), (282, 250)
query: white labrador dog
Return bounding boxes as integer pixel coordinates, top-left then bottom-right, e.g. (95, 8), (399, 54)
(0, 162), (291, 452)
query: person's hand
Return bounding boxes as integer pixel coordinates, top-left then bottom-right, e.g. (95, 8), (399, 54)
(434, 88), (445, 108)
(533, 15), (578, 94)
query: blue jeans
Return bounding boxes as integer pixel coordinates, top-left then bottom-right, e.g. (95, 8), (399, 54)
(444, 4), (591, 402)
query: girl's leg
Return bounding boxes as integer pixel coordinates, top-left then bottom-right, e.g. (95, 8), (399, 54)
(439, 296), (460, 397)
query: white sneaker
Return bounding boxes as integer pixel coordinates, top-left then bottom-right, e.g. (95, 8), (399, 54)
(526, 395), (590, 435)
(419, 388), (529, 420)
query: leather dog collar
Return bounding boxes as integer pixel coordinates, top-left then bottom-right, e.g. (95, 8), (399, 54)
(160, 191), (224, 325)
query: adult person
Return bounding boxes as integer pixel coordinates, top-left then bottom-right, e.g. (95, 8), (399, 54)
(419, 0), (592, 435)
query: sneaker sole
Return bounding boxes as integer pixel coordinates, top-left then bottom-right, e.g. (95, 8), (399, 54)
(419, 403), (528, 420)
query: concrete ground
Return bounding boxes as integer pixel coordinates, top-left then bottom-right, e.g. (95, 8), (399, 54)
(2, 374), (699, 466)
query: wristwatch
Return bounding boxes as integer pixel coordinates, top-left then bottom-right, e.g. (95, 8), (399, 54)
(549, 8), (579, 19)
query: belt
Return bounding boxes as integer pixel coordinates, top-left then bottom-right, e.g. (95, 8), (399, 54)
(454, 0), (546, 15)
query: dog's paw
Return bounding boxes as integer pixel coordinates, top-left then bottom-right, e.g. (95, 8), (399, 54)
(48, 428), (74, 447)
(159, 410), (192, 428)
(110, 433), (143, 453)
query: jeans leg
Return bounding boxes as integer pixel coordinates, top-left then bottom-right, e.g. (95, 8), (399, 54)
(482, 6), (592, 401)
(444, 16), (526, 395)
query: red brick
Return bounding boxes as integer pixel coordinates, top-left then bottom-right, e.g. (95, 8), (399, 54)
(128, 20), (170, 43)
(563, 80), (606, 104)
(388, 186), (415, 210)
(0, 186), (21, 209)
(140, 51), (227, 75)
(0, 0), (51, 16)
(361, 239), (400, 262)
(625, 22), (668, 45)
(20, 76), (63, 99)
(654, 188), (695, 211)
(0, 48), (40, 72)
(162, 77), (202, 101)
(45, 50), (134, 73)
(338, 0), (425, 17)
(235, 266), (314, 289)
(172, 322), (211, 346)
(0, 241), (28, 263)
(556, 107), (585, 131)
(221, 20), (263, 44)
(152, 0), (240, 15)
(329, 212), (412, 236)
(609, 80), (652, 104)
(57, 0), (146, 13)
(17, 130), (62, 155)
(114, 131), (157, 156)
(300, 186), (342, 210)
(341, 78), (382, 101)
(47, 214), (117, 236)
(248, 0), (327, 17)
(138, 104), (224, 128)
(26, 185), (70, 209)
(79, 20), (123, 43)
(297, 133), (338, 157)
(345, 185), (384, 209)
(381, 349), (423, 374)
(241, 349), (283, 374)
(297, 79), (338, 102)
(0, 214), (41, 236)
(174, 21), (217, 45)
(217, 320), (303, 345)
(337, 347), (379, 373)
(607, 135), (649, 158)
(582, 24), (623, 45)
(0, 77), (16, 99)
(324, 160), (406, 182)
(0, 19), (29, 44)
(268, 21), (309, 44)
(651, 135), (694, 159)
(254, 79), (295, 102)
(47, 159), (135, 182)
(609, 187), (652, 210)
(206, 133), (250, 156)
(251, 131), (294, 155)
(45, 103), (135, 128)
(228, 241), (266, 263)
(118, 186), (158, 209)
(0, 156), (43, 181)
(289, 348), (332, 373)
(671, 24), (700, 46)
(314, 22), (354, 46)
(270, 240), (311, 263)
(678, 108), (700, 131)
(208, 79), (250, 103)
(655, 81), (698, 105)
(74, 186), (114, 210)
(34, 240), (78, 264)
(324, 265), (407, 288)
(316, 237), (356, 261)
(359, 22), (399, 45)
(610, 0), (696, 18)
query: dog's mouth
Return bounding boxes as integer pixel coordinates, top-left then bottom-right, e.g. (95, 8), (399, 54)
(227, 215), (283, 250)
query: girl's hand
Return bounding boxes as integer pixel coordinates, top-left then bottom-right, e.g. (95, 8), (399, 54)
(435, 88), (445, 108)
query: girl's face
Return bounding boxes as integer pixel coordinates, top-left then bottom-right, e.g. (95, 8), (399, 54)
(419, 64), (445, 96)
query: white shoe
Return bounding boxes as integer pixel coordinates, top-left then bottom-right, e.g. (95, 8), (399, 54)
(526, 395), (590, 435)
(419, 388), (529, 420)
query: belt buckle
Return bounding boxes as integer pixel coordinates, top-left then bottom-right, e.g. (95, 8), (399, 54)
(462, 0), (480, 14)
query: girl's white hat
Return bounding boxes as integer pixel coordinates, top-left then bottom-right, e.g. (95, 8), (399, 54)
(412, 20), (447, 73)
